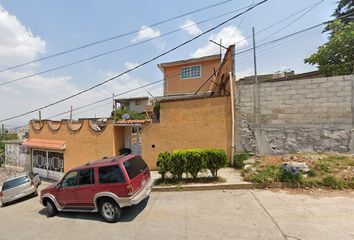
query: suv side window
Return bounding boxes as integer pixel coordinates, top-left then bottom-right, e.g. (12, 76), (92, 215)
(62, 171), (79, 188)
(99, 165), (125, 184)
(78, 168), (94, 185)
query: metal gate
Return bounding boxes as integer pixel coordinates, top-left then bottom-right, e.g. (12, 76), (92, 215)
(32, 149), (64, 181)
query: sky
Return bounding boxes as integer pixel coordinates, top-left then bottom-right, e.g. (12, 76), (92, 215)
(0, 0), (336, 128)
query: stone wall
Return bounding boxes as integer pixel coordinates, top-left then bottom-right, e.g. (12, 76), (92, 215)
(236, 74), (354, 154)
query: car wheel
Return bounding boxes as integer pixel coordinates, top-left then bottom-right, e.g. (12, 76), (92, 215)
(99, 199), (121, 223)
(46, 200), (57, 218)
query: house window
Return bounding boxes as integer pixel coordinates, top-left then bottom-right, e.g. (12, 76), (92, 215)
(180, 65), (201, 79)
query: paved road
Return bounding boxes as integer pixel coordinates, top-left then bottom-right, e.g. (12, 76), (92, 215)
(1, 185), (354, 240)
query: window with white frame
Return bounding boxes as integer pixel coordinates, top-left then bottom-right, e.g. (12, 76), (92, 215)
(180, 65), (201, 79)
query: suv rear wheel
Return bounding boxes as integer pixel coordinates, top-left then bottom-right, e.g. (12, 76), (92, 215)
(99, 198), (121, 223)
(46, 200), (57, 218)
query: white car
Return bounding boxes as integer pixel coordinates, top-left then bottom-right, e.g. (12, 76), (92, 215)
(0, 172), (41, 207)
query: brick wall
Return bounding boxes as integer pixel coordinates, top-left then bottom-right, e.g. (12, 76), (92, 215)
(141, 96), (232, 169)
(29, 119), (124, 172)
(236, 74), (354, 154)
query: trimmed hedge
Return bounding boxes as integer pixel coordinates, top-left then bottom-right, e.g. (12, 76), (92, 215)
(205, 149), (227, 178)
(157, 148), (227, 180)
(156, 151), (171, 180)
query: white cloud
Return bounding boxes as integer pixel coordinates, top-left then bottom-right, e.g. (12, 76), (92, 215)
(131, 25), (160, 43)
(0, 4), (46, 68)
(124, 62), (139, 69)
(0, 6), (163, 126)
(191, 26), (248, 58)
(179, 19), (202, 36)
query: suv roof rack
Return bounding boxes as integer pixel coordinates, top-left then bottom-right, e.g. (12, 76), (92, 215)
(110, 153), (128, 162)
(84, 153), (129, 166)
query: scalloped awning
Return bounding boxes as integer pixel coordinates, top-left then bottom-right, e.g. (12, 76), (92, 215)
(22, 139), (66, 150)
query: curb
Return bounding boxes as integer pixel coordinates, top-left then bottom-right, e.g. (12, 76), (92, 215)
(152, 182), (263, 192)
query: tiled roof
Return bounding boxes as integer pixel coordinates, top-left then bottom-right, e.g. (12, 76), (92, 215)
(114, 119), (151, 126)
(22, 139), (66, 150)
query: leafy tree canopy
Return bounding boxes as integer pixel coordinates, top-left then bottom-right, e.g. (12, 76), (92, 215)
(305, 0), (354, 76)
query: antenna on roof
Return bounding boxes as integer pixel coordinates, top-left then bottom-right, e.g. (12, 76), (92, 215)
(209, 39), (227, 55)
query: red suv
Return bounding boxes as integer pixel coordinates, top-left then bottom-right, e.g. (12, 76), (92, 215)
(40, 154), (152, 223)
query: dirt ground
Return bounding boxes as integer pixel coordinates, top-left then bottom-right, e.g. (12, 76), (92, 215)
(0, 166), (24, 185)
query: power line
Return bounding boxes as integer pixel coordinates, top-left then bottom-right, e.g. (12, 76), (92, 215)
(13, 16), (341, 128)
(42, 54), (223, 119)
(15, 57), (222, 128)
(0, 3), (257, 87)
(237, 0), (256, 28)
(232, 0), (326, 48)
(259, 0), (324, 42)
(0, 0), (269, 124)
(0, 0), (321, 87)
(0, 0), (235, 73)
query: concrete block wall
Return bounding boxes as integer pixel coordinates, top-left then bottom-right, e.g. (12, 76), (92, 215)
(236, 74), (354, 154)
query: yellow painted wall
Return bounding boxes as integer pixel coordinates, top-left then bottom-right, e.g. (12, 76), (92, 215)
(29, 119), (124, 172)
(163, 58), (220, 95)
(141, 96), (232, 169)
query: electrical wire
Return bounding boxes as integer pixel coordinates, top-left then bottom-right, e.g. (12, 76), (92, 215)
(0, 0), (269, 123)
(258, 0), (325, 43)
(11, 12), (349, 128)
(0, 0), (235, 73)
(0, 0), (323, 87)
(13, 58), (221, 128)
(0, 3), (258, 87)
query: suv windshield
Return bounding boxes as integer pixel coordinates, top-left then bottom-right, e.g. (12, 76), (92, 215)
(123, 156), (148, 179)
(3, 176), (30, 191)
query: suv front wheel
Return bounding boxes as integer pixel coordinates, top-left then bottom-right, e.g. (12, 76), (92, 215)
(46, 200), (57, 218)
(99, 198), (121, 223)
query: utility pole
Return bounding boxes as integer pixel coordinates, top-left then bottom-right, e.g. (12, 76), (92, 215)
(112, 94), (116, 112)
(253, 27), (260, 126)
(69, 106), (73, 122)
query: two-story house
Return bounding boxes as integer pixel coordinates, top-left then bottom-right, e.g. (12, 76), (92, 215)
(158, 54), (221, 96)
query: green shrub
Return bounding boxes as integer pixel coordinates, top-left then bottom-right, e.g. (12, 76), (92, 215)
(204, 149), (227, 178)
(244, 164), (279, 186)
(114, 106), (145, 120)
(156, 151), (172, 180)
(184, 149), (206, 180)
(170, 151), (187, 180)
(322, 175), (346, 189)
(233, 152), (250, 169)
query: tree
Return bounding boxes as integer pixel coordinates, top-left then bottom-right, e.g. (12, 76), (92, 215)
(324, 0), (353, 33)
(305, 20), (354, 76)
(305, 0), (353, 76)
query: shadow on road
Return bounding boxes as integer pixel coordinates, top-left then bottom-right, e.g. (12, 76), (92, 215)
(38, 196), (150, 223)
(1, 193), (38, 207)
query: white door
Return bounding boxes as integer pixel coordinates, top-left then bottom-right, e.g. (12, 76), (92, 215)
(131, 127), (141, 155)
